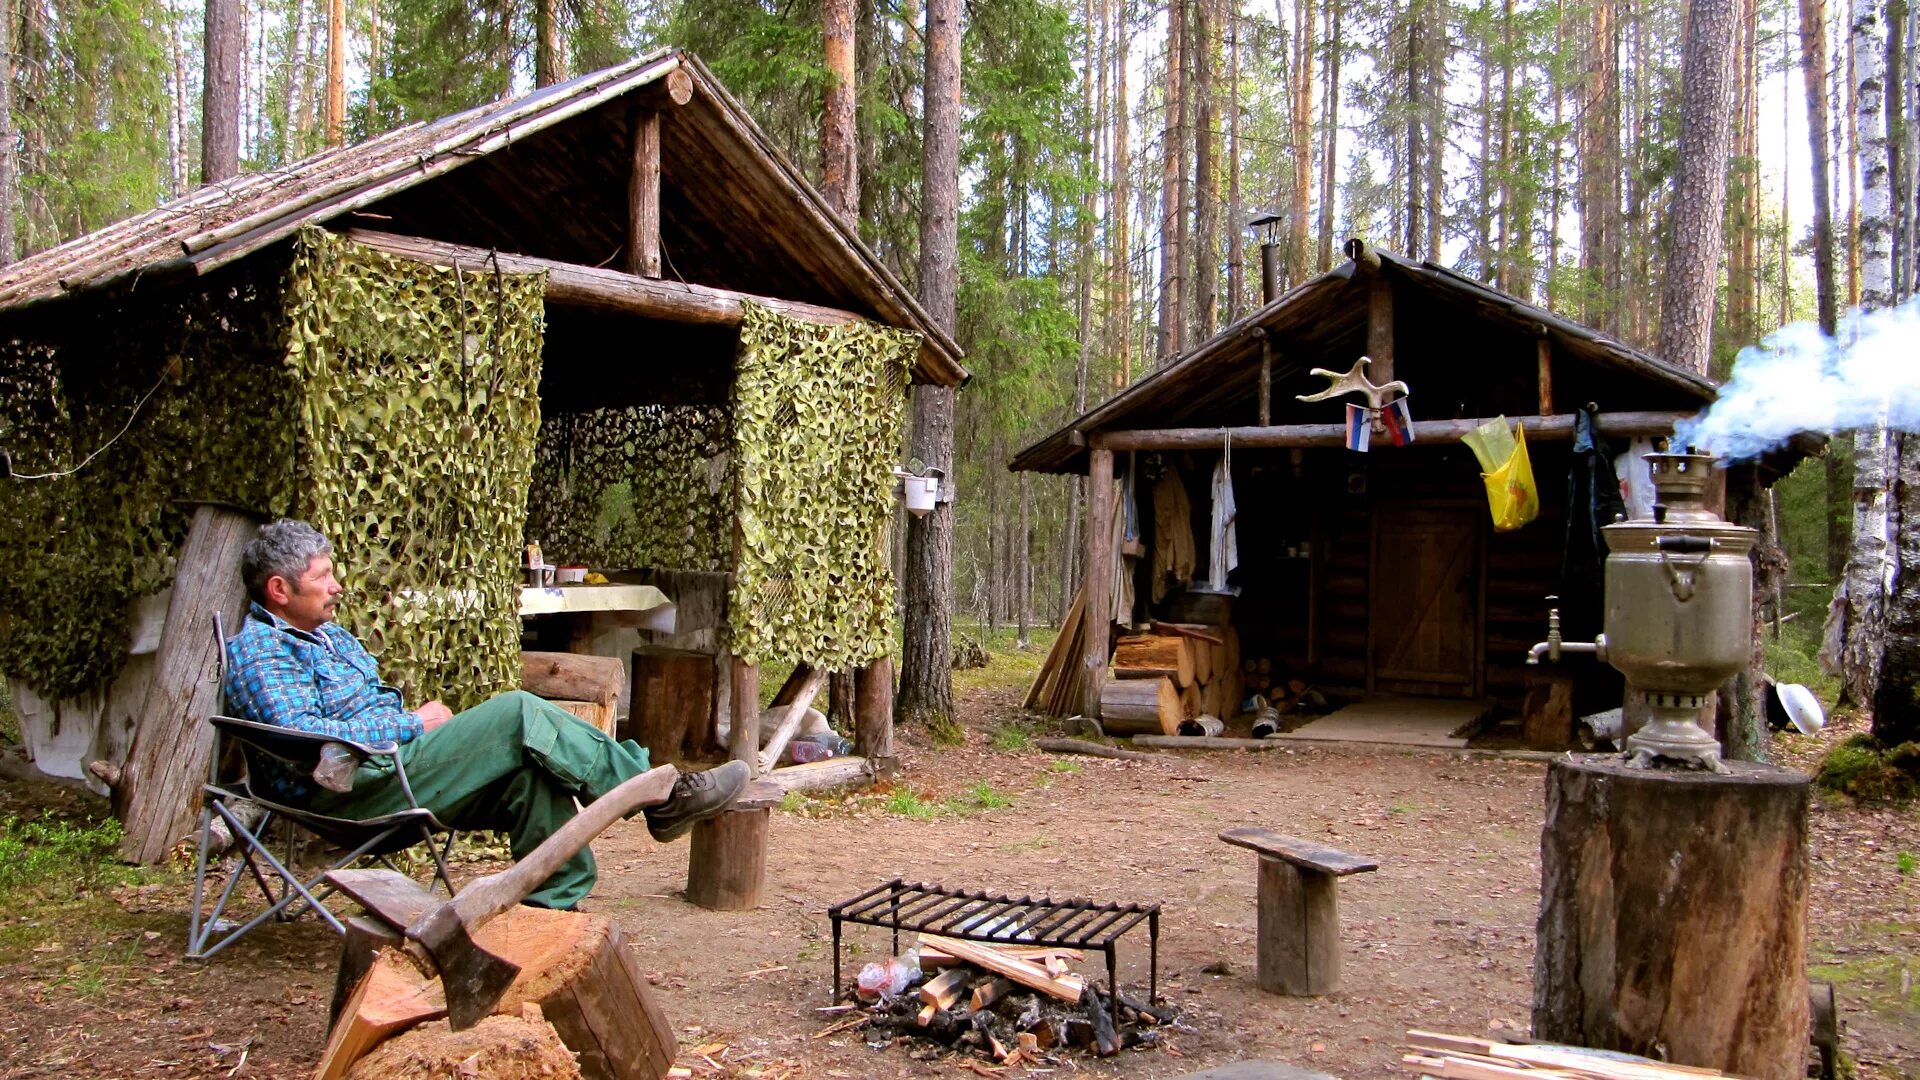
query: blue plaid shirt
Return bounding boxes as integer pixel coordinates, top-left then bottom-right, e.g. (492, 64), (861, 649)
(222, 603), (423, 746)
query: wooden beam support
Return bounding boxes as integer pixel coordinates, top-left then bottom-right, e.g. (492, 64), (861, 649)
(627, 110), (662, 278)
(1366, 273), (1394, 384)
(729, 655), (760, 777)
(1081, 447), (1115, 719)
(1536, 328), (1555, 415)
(1258, 334), (1273, 426)
(853, 657), (895, 777)
(339, 228), (956, 383)
(1090, 411), (1688, 452)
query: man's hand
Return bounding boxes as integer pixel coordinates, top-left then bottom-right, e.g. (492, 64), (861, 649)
(417, 700), (455, 731)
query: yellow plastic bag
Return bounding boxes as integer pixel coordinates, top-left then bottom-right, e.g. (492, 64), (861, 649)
(1479, 421), (1539, 531)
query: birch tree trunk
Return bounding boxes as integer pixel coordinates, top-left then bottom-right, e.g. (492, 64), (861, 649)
(204, 0), (244, 182)
(822, 0), (858, 220)
(898, 0), (960, 728)
(1841, 0), (1894, 708)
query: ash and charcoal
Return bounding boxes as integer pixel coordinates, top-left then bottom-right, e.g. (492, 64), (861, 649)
(838, 968), (1176, 1066)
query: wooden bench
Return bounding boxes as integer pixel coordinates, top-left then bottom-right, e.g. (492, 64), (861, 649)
(685, 779), (783, 911)
(1218, 827), (1378, 996)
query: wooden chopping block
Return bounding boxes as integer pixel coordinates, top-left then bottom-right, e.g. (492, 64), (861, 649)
(318, 907), (675, 1080)
(1098, 677), (1180, 735)
(1113, 635), (1195, 687)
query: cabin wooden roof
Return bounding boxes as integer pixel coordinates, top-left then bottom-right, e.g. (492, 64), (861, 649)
(0, 48), (966, 386)
(1011, 244), (1729, 474)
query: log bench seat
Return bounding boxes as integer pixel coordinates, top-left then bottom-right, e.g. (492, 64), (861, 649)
(1218, 827), (1378, 996)
(685, 779), (782, 911)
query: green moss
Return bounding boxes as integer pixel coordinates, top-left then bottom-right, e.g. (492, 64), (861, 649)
(990, 718), (1035, 752)
(1815, 733), (1920, 802)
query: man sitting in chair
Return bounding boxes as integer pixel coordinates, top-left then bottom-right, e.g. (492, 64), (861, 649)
(223, 518), (747, 911)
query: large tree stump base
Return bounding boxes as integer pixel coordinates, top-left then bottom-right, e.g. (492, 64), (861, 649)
(319, 907), (674, 1080)
(685, 781), (780, 911)
(1534, 755), (1810, 1079)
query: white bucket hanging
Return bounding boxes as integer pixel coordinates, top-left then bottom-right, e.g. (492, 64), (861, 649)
(902, 474), (939, 516)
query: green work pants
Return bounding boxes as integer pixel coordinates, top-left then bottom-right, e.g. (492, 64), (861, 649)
(307, 690), (652, 910)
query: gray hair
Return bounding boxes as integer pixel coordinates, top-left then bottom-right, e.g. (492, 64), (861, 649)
(241, 519), (333, 604)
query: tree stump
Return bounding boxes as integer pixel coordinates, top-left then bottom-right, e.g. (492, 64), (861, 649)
(685, 780), (780, 911)
(1219, 828), (1378, 996)
(320, 907), (674, 1080)
(1534, 755), (1810, 1079)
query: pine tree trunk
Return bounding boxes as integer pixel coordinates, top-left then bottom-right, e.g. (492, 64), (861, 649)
(1227, 8), (1244, 318)
(1318, 0), (1340, 273)
(1548, 0), (1566, 307)
(535, 0), (566, 87)
(1018, 472), (1031, 650)
(822, 0), (858, 220)
(1842, 0), (1894, 707)
(0, 0), (14, 266)
(366, 0), (380, 127)
(1157, 0), (1186, 363)
(1654, 0), (1736, 375)
(1496, 0), (1516, 293)
(1193, 0), (1216, 337)
(1422, 0), (1444, 262)
(326, 0), (346, 144)
(1801, 0), (1850, 586)
(1578, 0), (1619, 331)
(1477, 7), (1495, 280)
(1114, 9), (1132, 385)
(1288, 0), (1313, 282)
(1404, 0), (1424, 255)
(1874, 433), (1920, 745)
(898, 0), (960, 729)
(203, 0), (244, 181)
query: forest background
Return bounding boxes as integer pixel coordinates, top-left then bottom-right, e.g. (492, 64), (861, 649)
(2, 0), (1917, 731)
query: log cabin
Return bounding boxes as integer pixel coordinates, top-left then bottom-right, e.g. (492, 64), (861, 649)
(1010, 240), (1814, 747)
(0, 50), (964, 860)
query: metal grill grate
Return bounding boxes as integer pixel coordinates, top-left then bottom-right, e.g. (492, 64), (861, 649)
(828, 878), (1161, 1024)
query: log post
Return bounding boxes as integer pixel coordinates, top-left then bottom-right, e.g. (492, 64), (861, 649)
(1081, 447), (1115, 719)
(627, 110), (661, 279)
(728, 656), (759, 777)
(1366, 272), (1394, 384)
(1534, 756), (1809, 1079)
(853, 657), (894, 777)
(685, 781), (779, 911)
(1535, 328), (1555, 415)
(114, 503), (257, 865)
(1258, 857), (1341, 996)
(1258, 334), (1273, 426)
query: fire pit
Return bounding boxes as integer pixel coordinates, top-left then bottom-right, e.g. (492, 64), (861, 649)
(827, 878), (1161, 1026)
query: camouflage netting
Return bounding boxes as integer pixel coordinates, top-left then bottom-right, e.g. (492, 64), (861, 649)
(524, 403), (733, 573)
(728, 302), (918, 670)
(0, 263), (298, 698)
(0, 228), (545, 710)
(283, 228), (545, 709)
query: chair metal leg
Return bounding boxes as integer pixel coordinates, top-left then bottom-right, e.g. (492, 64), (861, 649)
(424, 826), (457, 897)
(187, 802), (217, 959)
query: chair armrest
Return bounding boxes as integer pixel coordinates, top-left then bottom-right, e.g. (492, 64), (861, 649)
(211, 716), (397, 768)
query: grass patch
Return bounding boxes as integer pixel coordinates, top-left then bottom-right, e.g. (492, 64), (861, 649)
(1814, 733), (1920, 802)
(0, 677), (18, 746)
(1897, 851), (1916, 876)
(1001, 835), (1055, 852)
(951, 620), (1060, 697)
(886, 787), (943, 819)
(1764, 619), (1842, 707)
(0, 814), (137, 898)
(990, 718), (1035, 752)
(950, 782), (1013, 812)
(1386, 799), (1418, 816)
(1808, 953), (1920, 1022)
(1045, 759), (1082, 774)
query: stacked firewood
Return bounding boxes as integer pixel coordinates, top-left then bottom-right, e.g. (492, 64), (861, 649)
(1099, 623), (1243, 735)
(829, 934), (1171, 1066)
(1402, 1030), (1746, 1079)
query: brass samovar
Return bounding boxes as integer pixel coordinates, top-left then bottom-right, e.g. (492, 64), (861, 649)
(1528, 450), (1757, 771)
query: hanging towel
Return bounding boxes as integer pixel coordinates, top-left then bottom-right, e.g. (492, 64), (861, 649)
(1151, 466), (1196, 603)
(1209, 444), (1240, 591)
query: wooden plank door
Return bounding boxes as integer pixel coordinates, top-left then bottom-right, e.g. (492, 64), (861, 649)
(1367, 504), (1483, 697)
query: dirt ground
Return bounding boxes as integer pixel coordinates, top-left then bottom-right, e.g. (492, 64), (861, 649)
(1, 678), (1916, 1080)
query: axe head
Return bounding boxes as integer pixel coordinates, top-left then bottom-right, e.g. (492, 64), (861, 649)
(409, 903), (522, 1030)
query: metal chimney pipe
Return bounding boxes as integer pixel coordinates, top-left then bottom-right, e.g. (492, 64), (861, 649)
(1259, 242), (1280, 304)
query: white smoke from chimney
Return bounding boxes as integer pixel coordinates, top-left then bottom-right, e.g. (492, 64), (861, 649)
(1675, 296), (1920, 462)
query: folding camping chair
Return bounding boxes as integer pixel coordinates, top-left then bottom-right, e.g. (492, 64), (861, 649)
(187, 612), (458, 960)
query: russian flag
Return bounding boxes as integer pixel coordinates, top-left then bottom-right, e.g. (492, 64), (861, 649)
(1345, 403), (1371, 453)
(1381, 396), (1415, 446)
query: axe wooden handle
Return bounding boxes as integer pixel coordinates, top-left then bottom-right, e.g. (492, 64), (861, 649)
(445, 763), (680, 932)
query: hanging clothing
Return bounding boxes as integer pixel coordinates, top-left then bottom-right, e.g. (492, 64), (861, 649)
(1113, 460), (1138, 628)
(1208, 445), (1239, 591)
(1561, 406), (1627, 640)
(1151, 467), (1197, 603)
